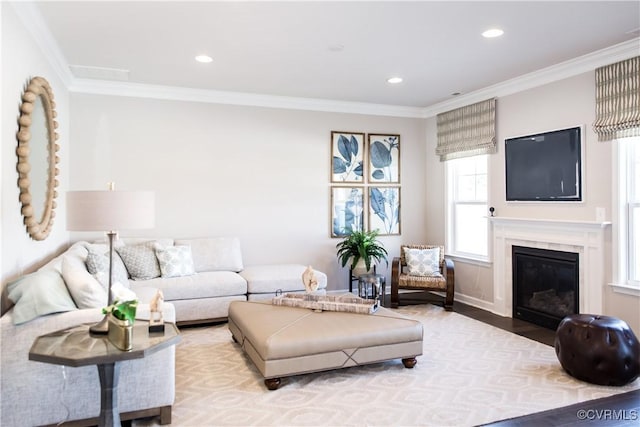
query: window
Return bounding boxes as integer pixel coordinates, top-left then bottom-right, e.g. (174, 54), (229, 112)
(446, 155), (489, 261)
(617, 137), (640, 290)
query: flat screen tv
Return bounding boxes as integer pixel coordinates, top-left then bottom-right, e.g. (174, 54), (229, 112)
(505, 126), (582, 202)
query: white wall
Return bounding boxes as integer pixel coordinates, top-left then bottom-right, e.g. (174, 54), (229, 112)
(424, 71), (639, 332)
(69, 94), (427, 290)
(1, 3), (70, 304)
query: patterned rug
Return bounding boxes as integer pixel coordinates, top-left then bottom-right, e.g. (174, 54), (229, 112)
(135, 304), (639, 426)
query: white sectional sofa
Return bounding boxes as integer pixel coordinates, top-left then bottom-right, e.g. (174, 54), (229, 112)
(42, 236), (327, 325)
(0, 236), (327, 426)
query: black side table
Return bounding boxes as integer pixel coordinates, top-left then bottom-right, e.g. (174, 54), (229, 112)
(357, 273), (386, 305)
(29, 320), (180, 427)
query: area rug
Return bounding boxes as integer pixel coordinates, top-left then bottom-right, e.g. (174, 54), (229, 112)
(136, 304), (639, 426)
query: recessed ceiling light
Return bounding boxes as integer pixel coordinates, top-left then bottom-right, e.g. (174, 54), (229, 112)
(387, 77), (403, 84)
(195, 55), (213, 63)
(482, 28), (504, 38)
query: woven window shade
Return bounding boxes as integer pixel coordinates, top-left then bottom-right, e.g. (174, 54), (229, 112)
(593, 56), (640, 142)
(436, 98), (496, 161)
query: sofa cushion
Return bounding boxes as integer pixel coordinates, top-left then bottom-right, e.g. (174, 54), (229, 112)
(174, 237), (243, 272)
(61, 252), (108, 309)
(129, 271), (247, 300)
(85, 245), (130, 287)
(7, 270), (77, 324)
(155, 245), (196, 278)
(116, 243), (162, 280)
(240, 264), (328, 294)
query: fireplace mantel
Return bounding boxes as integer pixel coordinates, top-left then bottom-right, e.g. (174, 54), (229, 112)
(490, 217), (611, 318)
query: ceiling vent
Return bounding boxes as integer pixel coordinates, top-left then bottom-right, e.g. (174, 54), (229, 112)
(69, 65), (130, 81)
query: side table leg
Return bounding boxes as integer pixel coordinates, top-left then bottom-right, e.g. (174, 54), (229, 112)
(98, 362), (121, 427)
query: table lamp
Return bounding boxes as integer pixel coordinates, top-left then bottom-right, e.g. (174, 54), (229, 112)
(67, 184), (155, 333)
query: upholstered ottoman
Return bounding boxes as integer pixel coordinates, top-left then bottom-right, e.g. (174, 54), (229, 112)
(228, 300), (423, 390)
(555, 314), (640, 386)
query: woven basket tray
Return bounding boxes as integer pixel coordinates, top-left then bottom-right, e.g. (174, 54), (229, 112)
(272, 293), (379, 314)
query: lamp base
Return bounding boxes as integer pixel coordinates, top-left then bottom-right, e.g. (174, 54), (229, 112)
(89, 315), (110, 334)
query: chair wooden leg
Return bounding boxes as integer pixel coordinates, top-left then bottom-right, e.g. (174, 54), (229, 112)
(444, 257), (455, 311)
(391, 258), (400, 308)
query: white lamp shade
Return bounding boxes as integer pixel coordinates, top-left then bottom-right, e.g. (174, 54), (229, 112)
(66, 190), (155, 231)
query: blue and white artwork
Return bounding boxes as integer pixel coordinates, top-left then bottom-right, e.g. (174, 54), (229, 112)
(331, 187), (364, 237)
(369, 187), (400, 235)
(331, 132), (365, 182)
(368, 134), (400, 183)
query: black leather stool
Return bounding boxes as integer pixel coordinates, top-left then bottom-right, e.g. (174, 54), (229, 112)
(555, 314), (640, 386)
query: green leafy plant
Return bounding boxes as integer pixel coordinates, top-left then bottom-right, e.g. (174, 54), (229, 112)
(102, 282), (138, 324)
(336, 230), (388, 272)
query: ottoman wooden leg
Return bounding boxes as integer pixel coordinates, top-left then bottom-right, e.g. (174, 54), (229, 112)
(265, 378), (282, 390)
(402, 357), (417, 368)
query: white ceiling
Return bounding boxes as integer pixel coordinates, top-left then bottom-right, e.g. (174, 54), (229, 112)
(32, 1), (640, 110)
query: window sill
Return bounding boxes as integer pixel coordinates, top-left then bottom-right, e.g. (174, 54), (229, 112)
(609, 282), (640, 297)
(446, 254), (492, 268)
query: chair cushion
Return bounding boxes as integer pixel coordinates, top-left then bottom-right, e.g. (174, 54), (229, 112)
(399, 273), (446, 290)
(404, 247), (440, 276)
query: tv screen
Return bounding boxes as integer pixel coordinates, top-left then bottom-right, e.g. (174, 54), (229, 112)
(505, 126), (582, 202)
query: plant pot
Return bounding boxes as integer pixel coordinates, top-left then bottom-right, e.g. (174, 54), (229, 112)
(352, 259), (374, 276)
(108, 315), (133, 351)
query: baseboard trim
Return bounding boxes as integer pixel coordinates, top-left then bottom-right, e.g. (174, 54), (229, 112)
(453, 293), (504, 316)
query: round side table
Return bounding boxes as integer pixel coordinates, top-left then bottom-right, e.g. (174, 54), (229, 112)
(357, 273), (386, 305)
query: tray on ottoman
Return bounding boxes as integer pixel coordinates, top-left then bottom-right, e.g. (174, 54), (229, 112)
(228, 299), (423, 390)
(272, 293), (380, 314)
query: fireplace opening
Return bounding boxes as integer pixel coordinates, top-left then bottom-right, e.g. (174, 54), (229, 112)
(512, 246), (579, 330)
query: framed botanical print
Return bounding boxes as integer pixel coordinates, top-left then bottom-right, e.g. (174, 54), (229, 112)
(369, 186), (400, 235)
(331, 131), (365, 183)
(331, 186), (365, 237)
(368, 134), (400, 183)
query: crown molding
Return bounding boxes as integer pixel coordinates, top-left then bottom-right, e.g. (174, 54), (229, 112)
(18, 3), (639, 119)
(421, 37), (640, 118)
(68, 79), (427, 118)
(10, 1), (74, 88)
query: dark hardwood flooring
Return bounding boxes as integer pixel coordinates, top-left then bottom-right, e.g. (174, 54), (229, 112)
(389, 292), (639, 427)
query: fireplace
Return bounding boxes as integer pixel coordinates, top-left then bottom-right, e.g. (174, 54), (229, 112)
(491, 217), (610, 320)
(512, 246), (579, 330)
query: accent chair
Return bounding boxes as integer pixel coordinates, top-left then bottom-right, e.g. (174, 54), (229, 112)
(390, 244), (455, 311)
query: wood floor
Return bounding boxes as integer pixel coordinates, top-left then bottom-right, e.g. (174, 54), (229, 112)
(390, 293), (639, 427)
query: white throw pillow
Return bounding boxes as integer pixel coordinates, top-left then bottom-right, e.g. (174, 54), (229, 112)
(61, 254), (108, 309)
(404, 247), (441, 276)
(116, 243), (161, 280)
(155, 245), (196, 278)
(7, 270), (77, 324)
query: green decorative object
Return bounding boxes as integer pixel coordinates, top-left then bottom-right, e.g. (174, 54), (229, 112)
(336, 230), (388, 274)
(107, 315), (133, 351)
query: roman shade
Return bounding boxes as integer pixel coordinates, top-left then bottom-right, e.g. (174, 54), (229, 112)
(436, 98), (496, 161)
(593, 56), (640, 142)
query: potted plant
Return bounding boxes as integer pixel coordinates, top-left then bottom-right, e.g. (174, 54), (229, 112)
(336, 230), (388, 275)
(103, 282), (138, 351)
